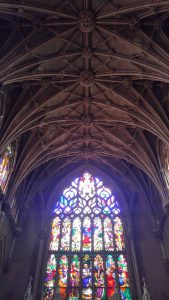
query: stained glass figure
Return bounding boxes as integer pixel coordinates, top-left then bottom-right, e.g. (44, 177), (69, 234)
(82, 255), (92, 299)
(70, 255), (80, 287)
(104, 217), (114, 251)
(58, 255), (68, 300)
(43, 172), (132, 300)
(94, 255), (104, 285)
(83, 217), (91, 251)
(43, 287), (54, 300)
(43, 254), (56, 300)
(118, 255), (132, 300)
(94, 218), (103, 251)
(82, 255), (92, 287)
(0, 145), (15, 193)
(94, 288), (105, 300)
(72, 218), (81, 251)
(106, 255), (116, 299)
(79, 172), (95, 199)
(49, 217), (61, 251)
(69, 288), (79, 300)
(61, 218), (71, 251)
(114, 217), (125, 251)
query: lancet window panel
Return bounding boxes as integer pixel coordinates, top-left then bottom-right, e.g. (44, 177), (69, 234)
(43, 172), (132, 300)
(0, 144), (15, 193)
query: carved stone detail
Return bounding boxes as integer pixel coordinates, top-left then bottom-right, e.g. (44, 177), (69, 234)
(82, 147), (94, 159)
(143, 43), (153, 53)
(80, 115), (93, 127)
(82, 48), (93, 59)
(154, 18), (162, 31)
(32, 17), (45, 31)
(79, 10), (95, 33)
(128, 18), (139, 31)
(122, 78), (133, 88)
(80, 71), (94, 87)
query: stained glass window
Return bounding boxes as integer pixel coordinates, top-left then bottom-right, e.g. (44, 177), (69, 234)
(43, 172), (132, 300)
(0, 145), (15, 193)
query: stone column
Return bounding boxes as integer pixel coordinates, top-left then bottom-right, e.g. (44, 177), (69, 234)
(32, 228), (48, 300)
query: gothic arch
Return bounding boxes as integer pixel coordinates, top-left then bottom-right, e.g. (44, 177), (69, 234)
(37, 167), (141, 300)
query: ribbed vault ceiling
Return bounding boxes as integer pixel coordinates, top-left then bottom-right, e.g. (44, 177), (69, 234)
(0, 0), (169, 212)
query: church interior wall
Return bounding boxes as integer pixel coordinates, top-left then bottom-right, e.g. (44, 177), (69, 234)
(132, 195), (169, 300)
(0, 199), (42, 300)
(0, 1), (169, 299)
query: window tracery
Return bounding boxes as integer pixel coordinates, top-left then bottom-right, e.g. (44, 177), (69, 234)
(43, 172), (132, 300)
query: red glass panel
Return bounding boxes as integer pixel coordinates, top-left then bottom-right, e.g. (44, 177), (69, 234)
(106, 255), (115, 299)
(57, 287), (67, 300)
(107, 288), (115, 299)
(83, 217), (91, 251)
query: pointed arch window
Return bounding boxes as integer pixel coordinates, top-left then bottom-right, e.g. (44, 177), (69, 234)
(0, 144), (15, 193)
(43, 172), (132, 300)
(163, 147), (169, 189)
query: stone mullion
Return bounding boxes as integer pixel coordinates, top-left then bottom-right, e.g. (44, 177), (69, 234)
(70, 218), (73, 251)
(67, 218), (73, 299)
(33, 227), (51, 300)
(91, 217), (94, 300)
(58, 218), (62, 251)
(113, 214), (122, 299)
(53, 218), (63, 300)
(66, 254), (71, 299)
(79, 218), (84, 300)
(53, 254), (60, 300)
(122, 211), (142, 299)
(101, 217), (107, 299)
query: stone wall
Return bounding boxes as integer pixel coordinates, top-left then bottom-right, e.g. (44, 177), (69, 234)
(0, 200), (42, 300)
(132, 196), (169, 300)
